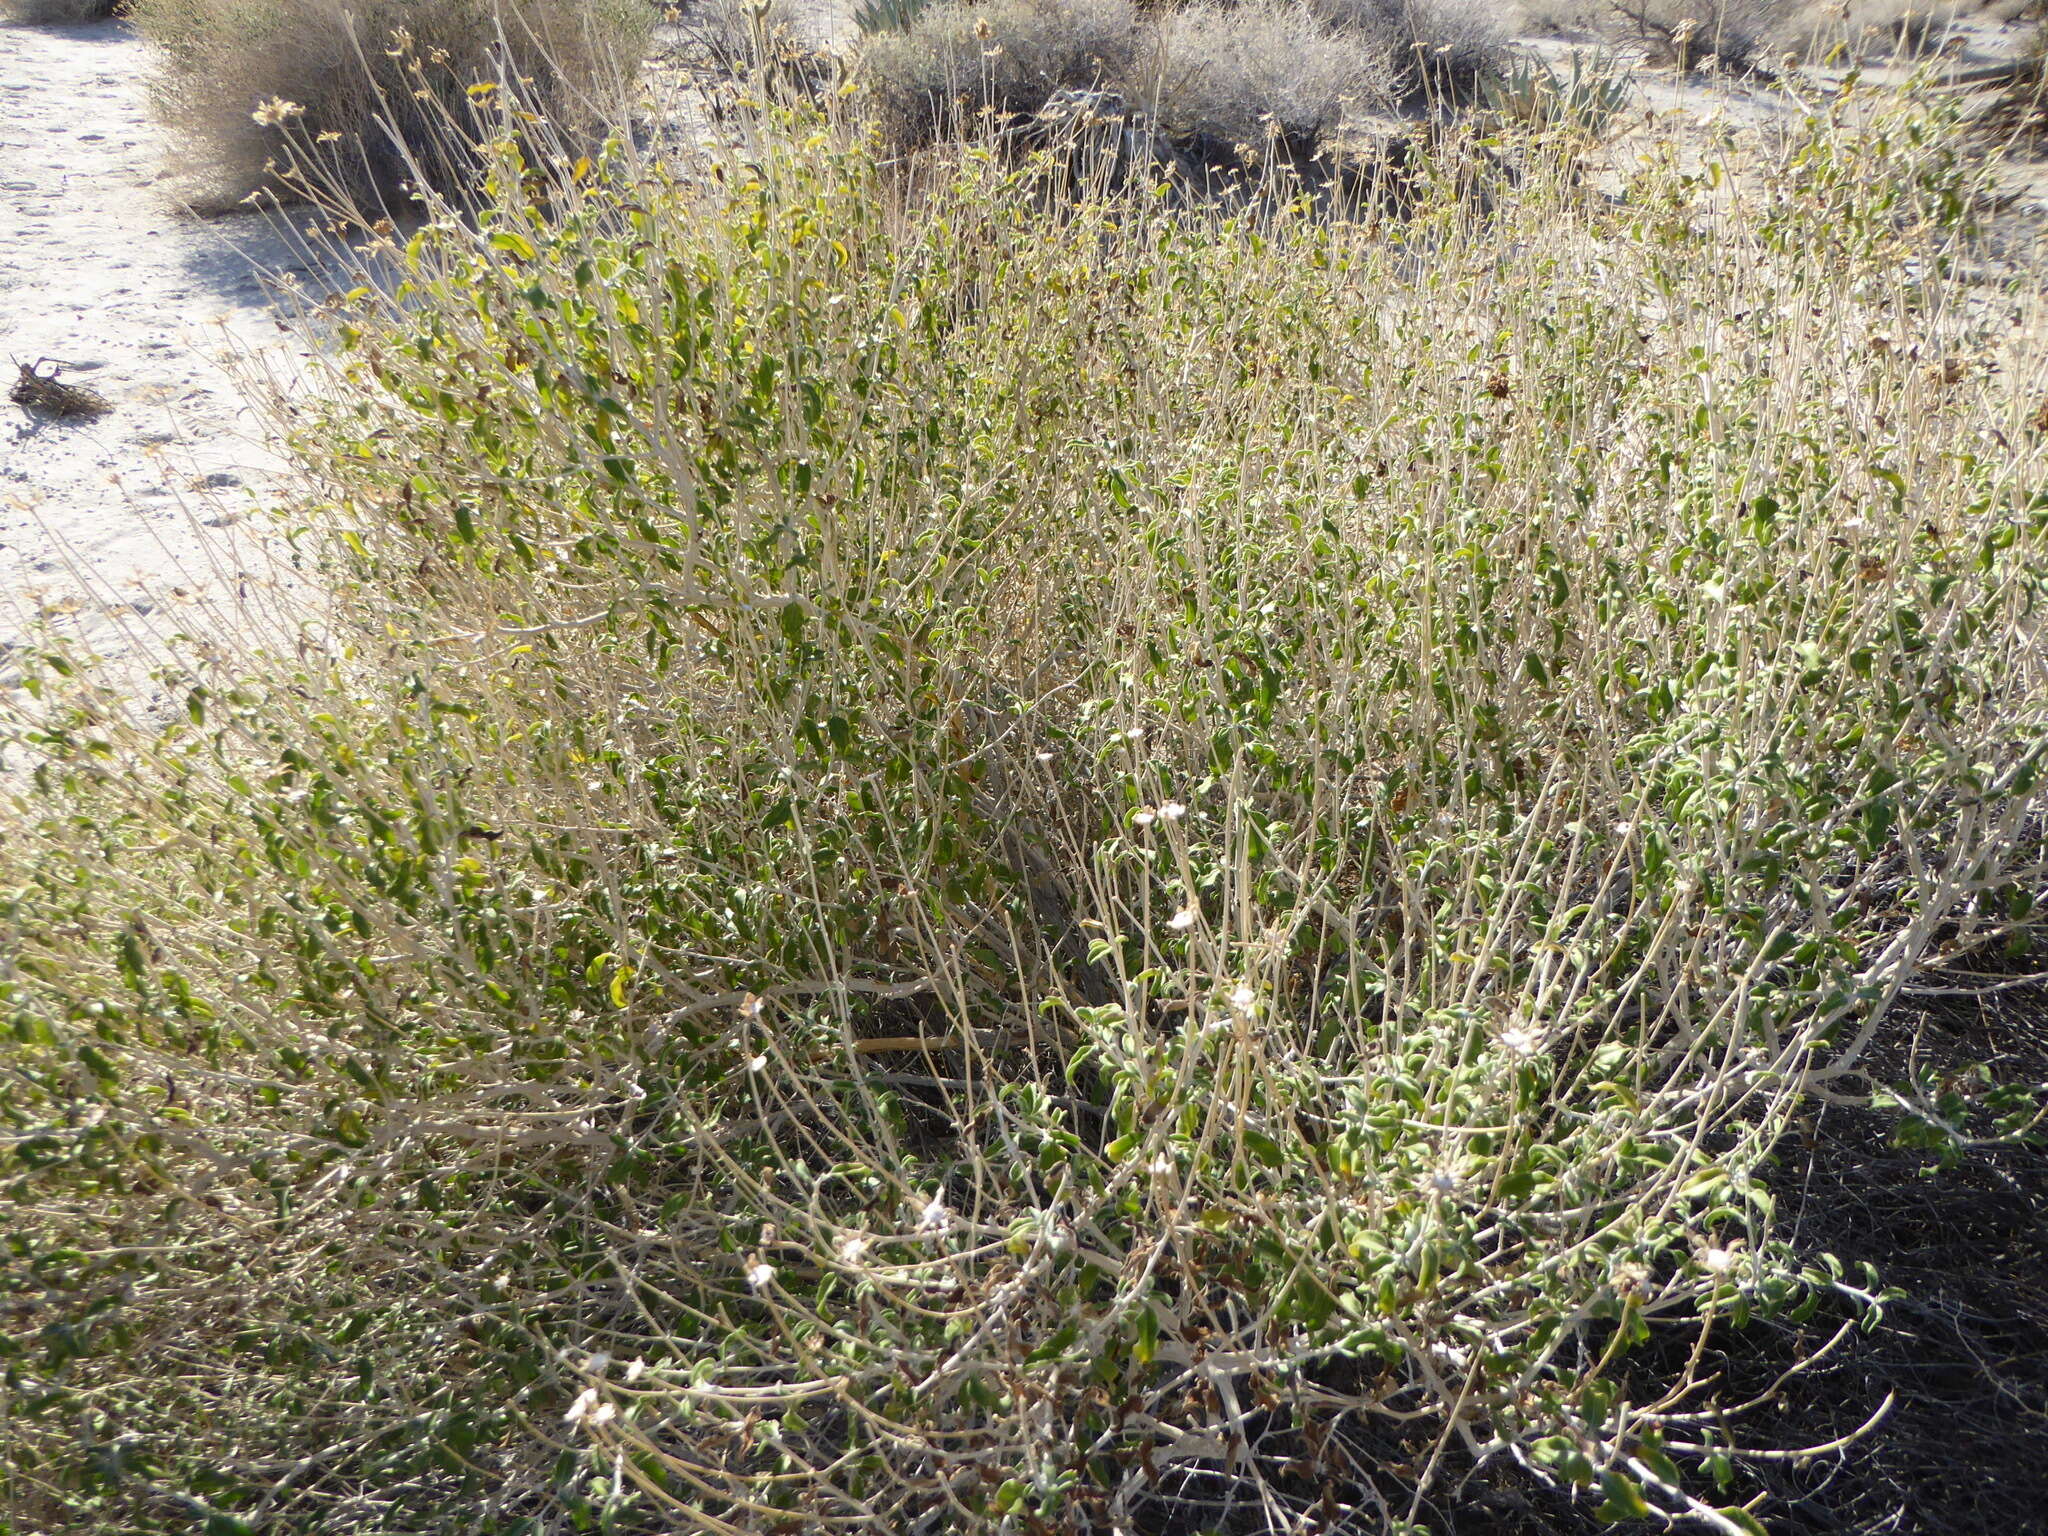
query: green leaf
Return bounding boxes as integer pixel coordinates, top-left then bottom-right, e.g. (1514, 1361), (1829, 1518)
(1532, 1435), (1596, 1487)
(1133, 1303), (1159, 1364)
(1597, 1469), (1652, 1521)
(1635, 1443), (1683, 1491)
(1242, 1128), (1285, 1168)
(1025, 1321), (1079, 1364)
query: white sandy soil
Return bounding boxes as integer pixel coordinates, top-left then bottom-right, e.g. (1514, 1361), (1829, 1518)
(0, 18), (319, 693)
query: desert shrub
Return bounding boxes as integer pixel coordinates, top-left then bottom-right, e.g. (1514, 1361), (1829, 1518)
(1312, 0), (1508, 99)
(1602, 0), (1792, 72)
(860, 0), (1139, 144)
(129, 0), (650, 206)
(1140, 0), (1394, 154)
(0, 0), (122, 22)
(5, 89), (2048, 1536)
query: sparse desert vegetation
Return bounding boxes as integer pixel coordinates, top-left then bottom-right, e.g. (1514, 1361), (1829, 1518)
(126, 0), (649, 205)
(4, 2), (2048, 1535)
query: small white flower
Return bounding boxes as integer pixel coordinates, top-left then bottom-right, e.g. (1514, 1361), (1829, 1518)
(1125, 726), (1146, 741)
(565, 1386), (601, 1425)
(836, 1232), (872, 1265)
(1035, 750), (1055, 765)
(1159, 800), (1187, 821)
(738, 992), (766, 1019)
(624, 1357), (647, 1383)
(1427, 1167), (1459, 1196)
(1230, 984), (1257, 1012)
(586, 1352), (612, 1374)
(1148, 1151), (1175, 1177)
(1133, 806), (1158, 828)
(916, 1195), (953, 1234)
(1700, 1246), (1739, 1276)
(587, 1400), (617, 1428)
(747, 1053), (769, 1074)
(250, 96), (305, 127)
(746, 1261), (777, 1291)
(1500, 1026), (1540, 1059)
(1168, 906), (1197, 932)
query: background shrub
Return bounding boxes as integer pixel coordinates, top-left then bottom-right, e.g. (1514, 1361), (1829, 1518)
(129, 0), (650, 206)
(1603, 0), (1793, 71)
(1314, 0), (1507, 98)
(860, 0), (1139, 144)
(1140, 0), (1395, 155)
(1, 0), (122, 22)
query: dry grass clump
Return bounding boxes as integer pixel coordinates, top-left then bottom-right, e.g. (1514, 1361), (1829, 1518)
(129, 0), (649, 206)
(9, 360), (113, 417)
(1141, 0), (1395, 152)
(0, 0), (122, 22)
(861, 0), (1140, 143)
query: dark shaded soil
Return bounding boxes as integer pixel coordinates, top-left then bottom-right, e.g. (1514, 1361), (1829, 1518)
(1132, 966), (2048, 1536)
(1442, 971), (2048, 1536)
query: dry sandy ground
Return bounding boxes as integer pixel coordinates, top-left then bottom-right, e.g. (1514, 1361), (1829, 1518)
(0, 18), (317, 698)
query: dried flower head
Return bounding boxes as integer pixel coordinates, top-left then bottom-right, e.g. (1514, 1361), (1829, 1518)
(250, 97), (305, 127)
